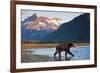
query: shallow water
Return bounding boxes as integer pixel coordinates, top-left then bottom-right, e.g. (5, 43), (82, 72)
(21, 46), (90, 62)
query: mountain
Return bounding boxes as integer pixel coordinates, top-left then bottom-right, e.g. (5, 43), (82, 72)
(22, 13), (62, 30)
(21, 29), (54, 41)
(22, 13), (37, 26)
(21, 13), (62, 41)
(42, 13), (90, 43)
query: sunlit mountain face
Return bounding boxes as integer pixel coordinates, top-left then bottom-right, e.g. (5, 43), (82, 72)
(22, 13), (62, 31)
(21, 13), (62, 41)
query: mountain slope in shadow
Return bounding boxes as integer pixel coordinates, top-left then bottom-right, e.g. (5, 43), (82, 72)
(42, 13), (90, 43)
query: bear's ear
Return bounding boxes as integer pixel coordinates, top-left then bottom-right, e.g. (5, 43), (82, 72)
(71, 43), (74, 47)
(68, 43), (73, 47)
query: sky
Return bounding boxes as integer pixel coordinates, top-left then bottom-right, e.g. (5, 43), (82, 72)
(21, 9), (84, 24)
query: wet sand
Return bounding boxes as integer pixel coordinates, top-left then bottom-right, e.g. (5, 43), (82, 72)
(21, 50), (54, 63)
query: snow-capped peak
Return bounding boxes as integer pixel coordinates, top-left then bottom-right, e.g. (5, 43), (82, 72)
(22, 13), (62, 30)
